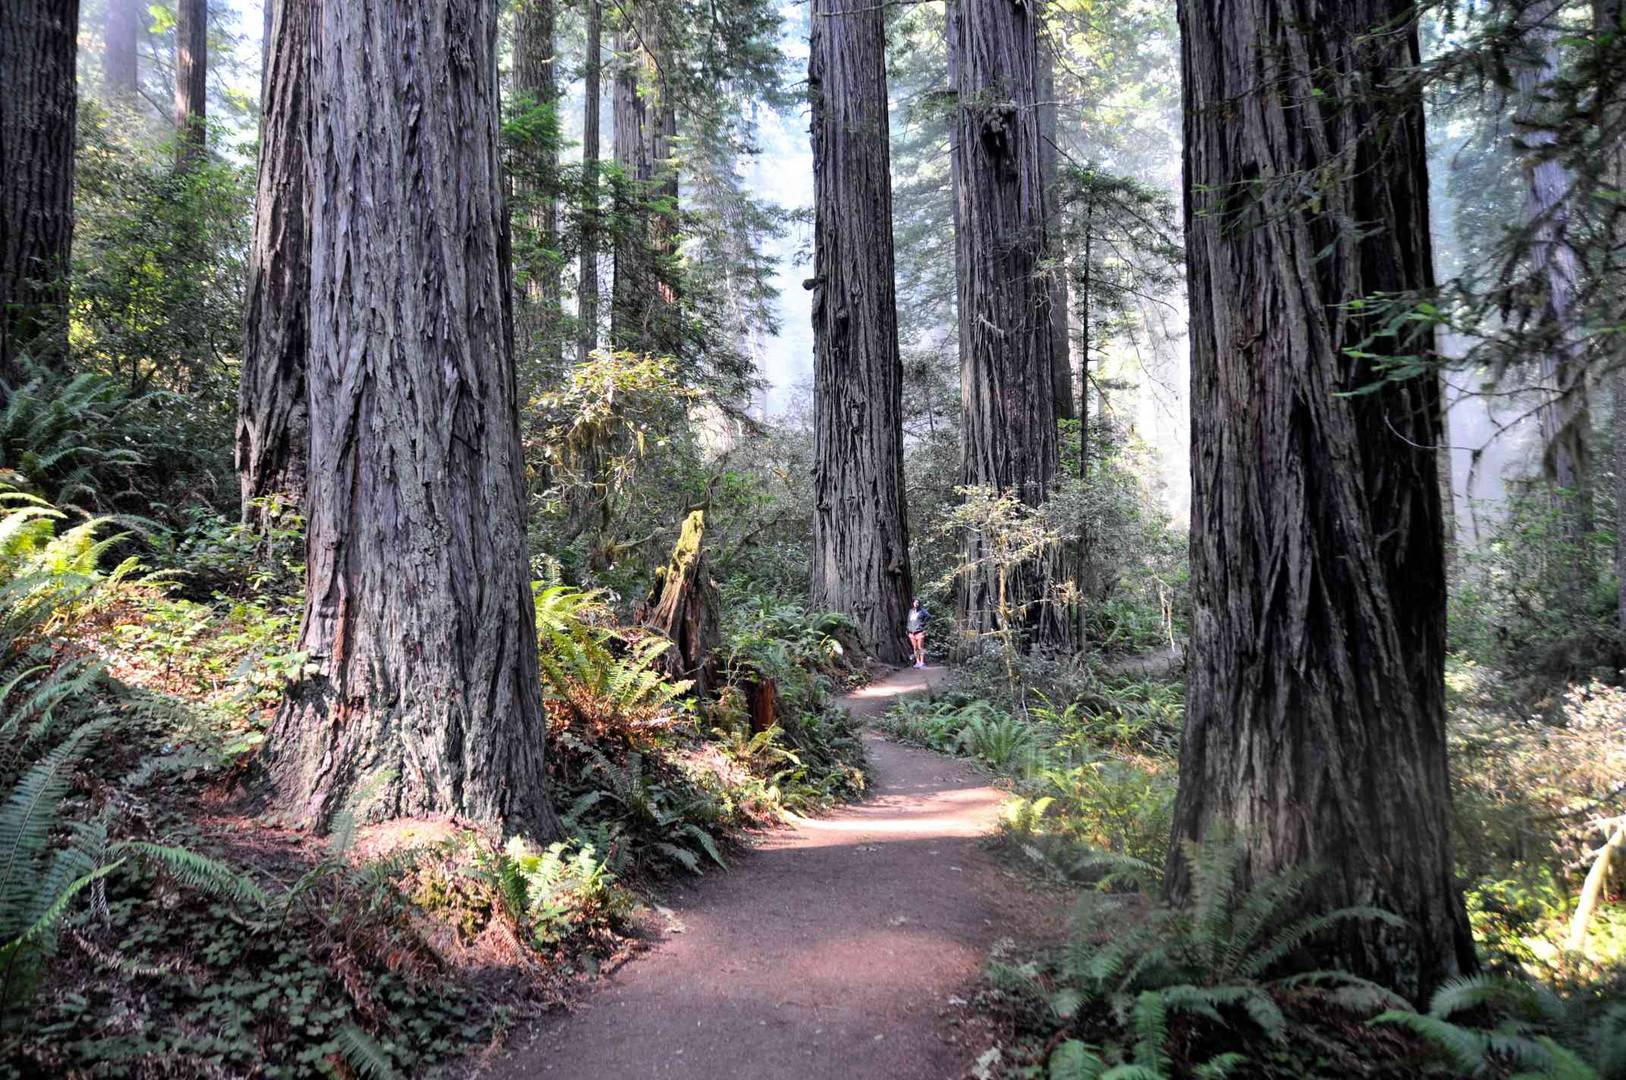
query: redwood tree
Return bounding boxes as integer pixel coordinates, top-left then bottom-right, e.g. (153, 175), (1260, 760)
(103, 0), (139, 99)
(236, 0), (308, 524)
(259, 0), (558, 838)
(0, 0), (79, 384)
(610, 15), (679, 354)
(174, 0), (207, 163)
(578, 0), (603, 363)
(948, 0), (1066, 643)
(514, 0), (562, 365)
(1168, 0), (1475, 999)
(808, 0), (913, 662)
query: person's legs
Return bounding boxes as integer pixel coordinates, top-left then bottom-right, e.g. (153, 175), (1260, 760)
(909, 631), (925, 667)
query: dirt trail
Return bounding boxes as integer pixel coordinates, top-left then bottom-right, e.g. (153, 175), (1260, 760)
(481, 665), (1054, 1080)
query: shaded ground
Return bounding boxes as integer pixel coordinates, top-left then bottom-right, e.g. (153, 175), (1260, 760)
(479, 665), (1062, 1080)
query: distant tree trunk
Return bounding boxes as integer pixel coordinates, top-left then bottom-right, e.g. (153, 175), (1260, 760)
(808, 0), (914, 664)
(948, 0), (1066, 644)
(610, 19), (678, 354)
(0, 0), (79, 385)
(578, 0), (602, 363)
(236, 0), (308, 527)
(103, 0), (140, 98)
(259, 0), (558, 839)
(1038, 34), (1074, 422)
(514, 0), (562, 371)
(1595, 0), (1625, 630)
(174, 0), (207, 164)
(1168, 0), (1475, 1001)
(1516, 0), (1592, 534)
(1073, 202), (1093, 638)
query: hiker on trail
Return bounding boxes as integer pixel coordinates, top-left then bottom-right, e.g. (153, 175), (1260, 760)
(906, 597), (930, 669)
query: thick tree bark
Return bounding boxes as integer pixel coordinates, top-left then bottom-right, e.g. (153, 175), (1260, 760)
(1515, 1), (1592, 534)
(578, 0), (603, 363)
(1038, 35), (1074, 422)
(174, 0), (207, 164)
(514, 0), (562, 369)
(1168, 0), (1475, 1000)
(259, 0), (558, 839)
(948, 0), (1067, 644)
(0, 0), (79, 385)
(808, 0), (914, 664)
(103, 0), (140, 98)
(610, 18), (678, 354)
(236, 0), (308, 526)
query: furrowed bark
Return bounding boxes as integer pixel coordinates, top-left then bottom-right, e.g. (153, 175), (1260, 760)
(609, 17), (678, 355)
(237, 0), (309, 525)
(174, 0), (207, 164)
(514, 0), (562, 370)
(1168, 0), (1475, 1000)
(259, 0), (559, 839)
(808, 0), (914, 663)
(1038, 33), (1074, 422)
(578, 0), (602, 363)
(0, 0), (79, 385)
(948, 0), (1067, 645)
(1515, 0), (1592, 534)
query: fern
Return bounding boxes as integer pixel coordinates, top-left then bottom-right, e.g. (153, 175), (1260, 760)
(334, 1023), (402, 1079)
(1372, 972), (1625, 1079)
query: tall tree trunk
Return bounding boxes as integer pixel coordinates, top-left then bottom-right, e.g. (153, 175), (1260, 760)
(610, 18), (678, 355)
(174, 0), (207, 164)
(1168, 0), (1475, 1001)
(0, 0), (79, 385)
(1074, 203), (1092, 639)
(808, 0), (914, 664)
(578, 0), (602, 363)
(514, 0), (562, 372)
(103, 0), (140, 98)
(948, 0), (1066, 645)
(1594, 0), (1626, 630)
(1516, 0), (1592, 534)
(258, 0), (559, 839)
(236, 0), (308, 526)
(1038, 31), (1073, 422)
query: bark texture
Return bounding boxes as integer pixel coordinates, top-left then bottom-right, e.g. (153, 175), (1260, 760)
(174, 0), (207, 163)
(514, 0), (562, 366)
(948, 0), (1066, 643)
(1169, 0), (1475, 1000)
(1038, 39), (1074, 421)
(578, 0), (603, 363)
(808, 0), (914, 664)
(236, 0), (308, 524)
(259, 0), (558, 839)
(0, 0), (79, 384)
(642, 511), (721, 698)
(103, 0), (140, 98)
(610, 19), (679, 354)
(1515, 1), (1592, 531)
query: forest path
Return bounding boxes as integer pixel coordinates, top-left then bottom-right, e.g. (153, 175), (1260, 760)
(482, 664), (1058, 1080)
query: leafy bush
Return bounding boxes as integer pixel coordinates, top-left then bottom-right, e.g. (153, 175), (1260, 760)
(1002, 757), (1175, 874)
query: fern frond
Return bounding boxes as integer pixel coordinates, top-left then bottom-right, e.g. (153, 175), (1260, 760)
(335, 1023), (402, 1079)
(114, 842), (269, 909)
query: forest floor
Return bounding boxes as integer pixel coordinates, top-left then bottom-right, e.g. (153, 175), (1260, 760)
(476, 665), (1067, 1080)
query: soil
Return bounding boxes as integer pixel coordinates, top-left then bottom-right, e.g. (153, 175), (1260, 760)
(478, 665), (1065, 1080)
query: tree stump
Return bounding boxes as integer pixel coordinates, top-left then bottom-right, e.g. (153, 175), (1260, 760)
(641, 509), (721, 697)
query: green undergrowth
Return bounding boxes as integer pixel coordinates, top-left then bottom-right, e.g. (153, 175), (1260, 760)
(0, 494), (871, 1076)
(882, 651), (1626, 1079)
